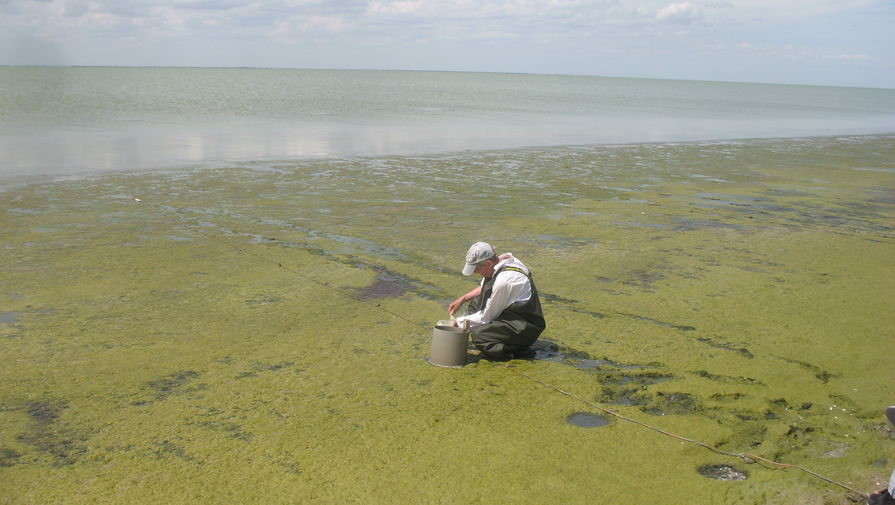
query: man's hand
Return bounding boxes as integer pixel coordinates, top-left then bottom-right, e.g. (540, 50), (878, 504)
(448, 286), (482, 315)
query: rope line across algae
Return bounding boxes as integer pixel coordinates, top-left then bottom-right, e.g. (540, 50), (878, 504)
(154, 201), (869, 501)
(501, 365), (868, 499)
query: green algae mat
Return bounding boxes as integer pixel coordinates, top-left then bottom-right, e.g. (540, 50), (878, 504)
(2, 135), (894, 504)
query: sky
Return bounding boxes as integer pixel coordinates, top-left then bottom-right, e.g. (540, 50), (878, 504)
(2, 0), (893, 88)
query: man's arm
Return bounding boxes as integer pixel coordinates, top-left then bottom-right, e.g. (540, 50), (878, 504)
(448, 286), (482, 315)
(456, 271), (527, 326)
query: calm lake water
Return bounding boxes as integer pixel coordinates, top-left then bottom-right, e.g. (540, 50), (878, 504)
(2, 66), (895, 177)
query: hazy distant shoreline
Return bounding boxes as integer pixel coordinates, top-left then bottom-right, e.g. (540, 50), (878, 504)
(4, 65), (895, 91)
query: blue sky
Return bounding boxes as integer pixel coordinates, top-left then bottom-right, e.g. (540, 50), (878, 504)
(2, 0), (893, 88)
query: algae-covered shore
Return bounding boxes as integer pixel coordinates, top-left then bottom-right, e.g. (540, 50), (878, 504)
(2, 135), (894, 504)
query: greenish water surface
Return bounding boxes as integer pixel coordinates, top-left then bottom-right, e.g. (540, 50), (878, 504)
(2, 135), (894, 504)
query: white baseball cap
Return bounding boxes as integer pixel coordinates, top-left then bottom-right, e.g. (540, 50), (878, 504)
(462, 241), (496, 276)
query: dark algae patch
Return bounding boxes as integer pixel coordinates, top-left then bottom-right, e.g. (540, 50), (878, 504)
(691, 369), (763, 386)
(138, 370), (204, 403)
(595, 369), (675, 407)
(0, 447), (21, 467)
(1, 135), (894, 504)
(153, 439), (199, 463)
(12, 400), (89, 467)
(696, 337), (754, 359)
(773, 355), (837, 383)
(147, 370), (201, 394)
(355, 269), (414, 300)
(26, 401), (66, 425)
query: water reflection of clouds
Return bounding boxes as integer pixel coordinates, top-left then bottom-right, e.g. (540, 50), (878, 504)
(177, 129), (333, 162)
(0, 118), (624, 176)
(0, 125), (331, 176)
(2, 113), (892, 178)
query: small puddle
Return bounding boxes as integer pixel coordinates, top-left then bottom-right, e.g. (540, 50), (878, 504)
(566, 412), (611, 428)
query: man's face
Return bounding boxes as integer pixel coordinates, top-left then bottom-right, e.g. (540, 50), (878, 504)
(474, 259), (496, 278)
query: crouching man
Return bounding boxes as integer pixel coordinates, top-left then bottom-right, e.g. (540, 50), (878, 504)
(448, 242), (546, 361)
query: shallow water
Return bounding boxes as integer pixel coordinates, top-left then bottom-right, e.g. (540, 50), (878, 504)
(1, 135), (894, 504)
(3, 67), (895, 177)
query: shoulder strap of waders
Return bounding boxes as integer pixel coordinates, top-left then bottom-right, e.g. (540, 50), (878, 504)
(498, 266), (532, 278)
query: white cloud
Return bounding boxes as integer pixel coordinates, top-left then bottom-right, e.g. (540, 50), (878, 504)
(655, 2), (703, 24)
(301, 15), (351, 32)
(830, 53), (870, 61)
(367, 1), (424, 15)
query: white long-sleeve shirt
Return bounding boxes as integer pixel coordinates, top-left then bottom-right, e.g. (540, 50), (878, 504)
(456, 253), (533, 327)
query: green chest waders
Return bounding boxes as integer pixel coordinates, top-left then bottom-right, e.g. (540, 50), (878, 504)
(467, 266), (546, 360)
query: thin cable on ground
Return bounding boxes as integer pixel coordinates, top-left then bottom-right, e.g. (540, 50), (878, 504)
(165, 204), (429, 331)
(156, 201), (869, 500)
(501, 364), (869, 499)
(203, 230), (427, 330)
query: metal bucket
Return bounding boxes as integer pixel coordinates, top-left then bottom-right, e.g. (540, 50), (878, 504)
(429, 325), (469, 367)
